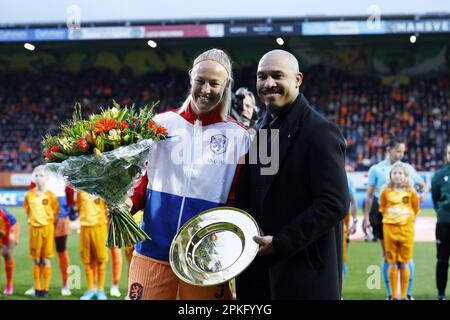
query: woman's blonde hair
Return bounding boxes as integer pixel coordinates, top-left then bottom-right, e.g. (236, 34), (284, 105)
(33, 164), (49, 175)
(387, 163), (413, 189)
(178, 48), (233, 121)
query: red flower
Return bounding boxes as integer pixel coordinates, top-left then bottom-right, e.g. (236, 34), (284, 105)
(93, 118), (117, 134)
(44, 145), (61, 160)
(76, 138), (89, 152)
(119, 122), (128, 130)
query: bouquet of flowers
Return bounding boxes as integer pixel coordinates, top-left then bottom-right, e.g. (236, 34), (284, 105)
(43, 101), (168, 248)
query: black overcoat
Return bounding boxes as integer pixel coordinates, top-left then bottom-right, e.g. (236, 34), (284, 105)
(235, 93), (349, 300)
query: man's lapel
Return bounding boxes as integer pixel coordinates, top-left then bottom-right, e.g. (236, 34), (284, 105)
(258, 94), (308, 204)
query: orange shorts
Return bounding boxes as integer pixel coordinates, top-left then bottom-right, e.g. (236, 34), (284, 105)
(80, 224), (108, 264)
(127, 251), (233, 300)
(383, 223), (414, 264)
(29, 224), (54, 260)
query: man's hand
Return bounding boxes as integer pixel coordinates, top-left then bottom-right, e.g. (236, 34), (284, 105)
(253, 235), (274, 256)
(362, 217), (371, 236)
(349, 221), (357, 235)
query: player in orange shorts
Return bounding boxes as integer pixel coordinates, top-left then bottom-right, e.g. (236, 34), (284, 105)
(379, 163), (420, 300)
(127, 49), (247, 300)
(76, 190), (110, 300)
(24, 165), (60, 299)
(28, 173), (74, 297)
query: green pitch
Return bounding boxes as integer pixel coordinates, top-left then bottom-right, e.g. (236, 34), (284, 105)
(0, 207), (440, 300)
(343, 241), (437, 300)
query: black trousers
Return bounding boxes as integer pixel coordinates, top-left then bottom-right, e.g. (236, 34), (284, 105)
(436, 223), (450, 297)
(369, 197), (383, 240)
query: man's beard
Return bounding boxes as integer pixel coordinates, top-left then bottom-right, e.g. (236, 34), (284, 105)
(259, 87), (284, 117)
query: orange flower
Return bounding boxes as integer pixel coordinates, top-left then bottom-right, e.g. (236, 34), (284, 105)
(85, 134), (96, 145)
(93, 118), (117, 135)
(156, 126), (168, 136)
(146, 120), (157, 130)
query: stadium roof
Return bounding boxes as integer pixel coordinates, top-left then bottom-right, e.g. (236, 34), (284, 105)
(1, 0), (449, 26)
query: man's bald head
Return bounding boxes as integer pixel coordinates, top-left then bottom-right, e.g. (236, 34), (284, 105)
(256, 50), (303, 114)
(258, 50), (300, 74)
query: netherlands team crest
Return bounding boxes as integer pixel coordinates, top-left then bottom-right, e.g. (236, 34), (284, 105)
(129, 282), (143, 300)
(210, 134), (228, 154)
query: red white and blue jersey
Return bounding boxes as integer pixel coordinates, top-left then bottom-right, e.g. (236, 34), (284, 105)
(0, 206), (16, 226)
(0, 207), (11, 242)
(132, 104), (249, 261)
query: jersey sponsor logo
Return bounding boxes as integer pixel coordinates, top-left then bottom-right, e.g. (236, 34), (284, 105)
(129, 282), (143, 300)
(210, 134), (228, 154)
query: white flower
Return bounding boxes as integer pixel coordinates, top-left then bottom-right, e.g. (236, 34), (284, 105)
(110, 107), (119, 118)
(108, 129), (121, 141)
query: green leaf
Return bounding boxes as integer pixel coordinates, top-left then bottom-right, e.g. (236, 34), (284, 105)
(52, 152), (70, 160)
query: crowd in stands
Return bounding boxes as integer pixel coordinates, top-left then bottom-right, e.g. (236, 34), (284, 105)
(1, 65), (448, 172)
(302, 65), (449, 172)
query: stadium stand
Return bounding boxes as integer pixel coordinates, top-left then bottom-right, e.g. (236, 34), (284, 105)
(1, 65), (448, 172)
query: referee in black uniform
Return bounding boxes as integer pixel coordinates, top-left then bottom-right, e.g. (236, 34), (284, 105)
(432, 142), (450, 300)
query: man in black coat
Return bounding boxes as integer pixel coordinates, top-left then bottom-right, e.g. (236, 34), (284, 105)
(235, 50), (349, 300)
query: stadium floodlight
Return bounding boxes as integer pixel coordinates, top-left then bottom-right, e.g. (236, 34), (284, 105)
(276, 37), (284, 46)
(410, 35), (417, 44)
(147, 40), (157, 48)
(24, 43), (35, 51)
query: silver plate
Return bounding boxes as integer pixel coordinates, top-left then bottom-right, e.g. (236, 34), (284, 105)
(169, 207), (260, 286)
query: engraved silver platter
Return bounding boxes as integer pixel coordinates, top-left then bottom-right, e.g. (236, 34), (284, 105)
(169, 207), (260, 286)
